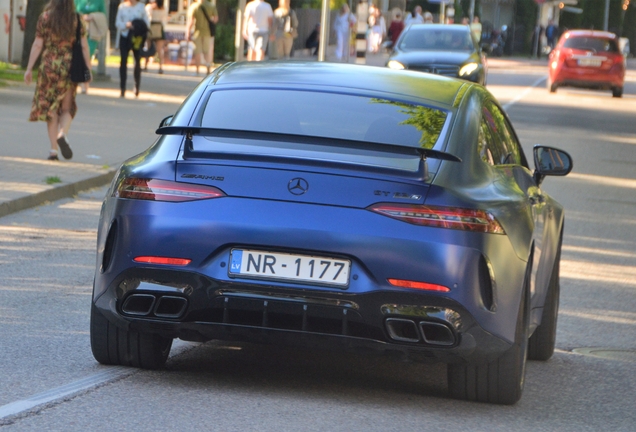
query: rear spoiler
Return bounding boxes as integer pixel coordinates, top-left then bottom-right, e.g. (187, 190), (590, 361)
(156, 126), (462, 163)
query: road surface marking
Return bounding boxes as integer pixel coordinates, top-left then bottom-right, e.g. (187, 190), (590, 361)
(502, 76), (547, 111)
(0, 341), (195, 422)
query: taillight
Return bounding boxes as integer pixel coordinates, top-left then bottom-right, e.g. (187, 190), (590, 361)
(116, 178), (225, 202)
(368, 203), (505, 234)
(388, 279), (450, 292)
(134, 256), (191, 266)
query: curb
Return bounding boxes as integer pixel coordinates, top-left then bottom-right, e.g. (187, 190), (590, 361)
(0, 169), (117, 219)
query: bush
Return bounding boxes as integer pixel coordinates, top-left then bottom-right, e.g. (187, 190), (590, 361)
(215, 24), (236, 61)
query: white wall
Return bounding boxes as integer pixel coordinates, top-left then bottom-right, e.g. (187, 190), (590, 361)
(0, 0), (27, 63)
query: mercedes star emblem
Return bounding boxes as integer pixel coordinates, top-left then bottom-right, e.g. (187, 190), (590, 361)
(288, 178), (309, 195)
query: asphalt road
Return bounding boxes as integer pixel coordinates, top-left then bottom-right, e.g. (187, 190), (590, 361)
(1, 63), (635, 431)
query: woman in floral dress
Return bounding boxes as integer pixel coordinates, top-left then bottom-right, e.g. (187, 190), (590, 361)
(24, 0), (92, 160)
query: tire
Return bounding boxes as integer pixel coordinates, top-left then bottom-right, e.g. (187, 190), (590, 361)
(528, 235), (562, 361)
(548, 78), (557, 93)
(90, 304), (172, 370)
(612, 87), (623, 98)
(447, 274), (529, 405)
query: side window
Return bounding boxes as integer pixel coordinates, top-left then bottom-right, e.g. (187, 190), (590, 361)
(478, 118), (496, 166)
(483, 103), (522, 166)
(480, 107), (506, 165)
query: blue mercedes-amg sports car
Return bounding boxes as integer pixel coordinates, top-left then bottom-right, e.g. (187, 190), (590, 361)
(91, 61), (572, 405)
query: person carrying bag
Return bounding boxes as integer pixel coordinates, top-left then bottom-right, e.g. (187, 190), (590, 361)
(24, 0), (92, 161)
(115, 0), (150, 97)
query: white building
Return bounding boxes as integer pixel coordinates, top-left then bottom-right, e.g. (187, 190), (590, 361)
(0, 0), (27, 63)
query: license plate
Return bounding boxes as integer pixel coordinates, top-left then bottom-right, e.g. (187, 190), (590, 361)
(229, 249), (350, 287)
(577, 58), (602, 67)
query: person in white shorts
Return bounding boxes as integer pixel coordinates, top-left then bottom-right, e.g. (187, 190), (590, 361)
(242, 0), (273, 61)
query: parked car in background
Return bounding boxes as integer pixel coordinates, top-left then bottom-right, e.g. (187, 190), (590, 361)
(548, 30), (625, 97)
(90, 61), (571, 405)
(387, 24), (488, 85)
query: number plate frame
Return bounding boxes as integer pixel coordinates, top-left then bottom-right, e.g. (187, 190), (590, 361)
(229, 249), (351, 288)
(577, 58), (602, 67)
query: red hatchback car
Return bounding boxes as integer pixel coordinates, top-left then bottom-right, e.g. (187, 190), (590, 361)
(548, 30), (625, 97)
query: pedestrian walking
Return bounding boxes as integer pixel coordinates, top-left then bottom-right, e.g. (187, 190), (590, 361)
(470, 16), (482, 45)
(404, 5), (423, 26)
(145, 0), (168, 74)
(115, 0), (149, 98)
(272, 0), (297, 60)
(367, 14), (383, 53)
(546, 20), (558, 51)
(242, 0), (273, 61)
(333, 4), (355, 61)
(185, 0), (218, 74)
(388, 9), (404, 49)
(75, 0), (106, 94)
(24, 0), (92, 161)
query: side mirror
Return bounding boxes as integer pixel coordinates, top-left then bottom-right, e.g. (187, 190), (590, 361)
(159, 115), (173, 128)
(533, 145), (573, 185)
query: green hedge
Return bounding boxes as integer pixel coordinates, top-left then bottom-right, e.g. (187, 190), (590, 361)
(215, 24), (236, 61)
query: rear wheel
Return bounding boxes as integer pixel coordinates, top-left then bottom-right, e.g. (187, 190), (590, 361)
(528, 235), (562, 361)
(548, 78), (557, 93)
(90, 304), (172, 369)
(612, 87), (623, 98)
(447, 277), (529, 405)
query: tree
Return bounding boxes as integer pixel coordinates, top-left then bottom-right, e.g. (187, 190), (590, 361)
(21, 0), (49, 68)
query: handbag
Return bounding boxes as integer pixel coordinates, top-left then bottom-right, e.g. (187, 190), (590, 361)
(70, 14), (91, 83)
(141, 40), (157, 58)
(284, 12), (298, 38)
(199, 4), (216, 37)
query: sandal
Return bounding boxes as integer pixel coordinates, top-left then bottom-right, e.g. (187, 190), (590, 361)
(56, 135), (73, 159)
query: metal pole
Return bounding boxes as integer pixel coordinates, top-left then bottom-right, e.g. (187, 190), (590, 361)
(533, 3), (541, 58)
(469, 0), (475, 23)
(344, 0), (355, 62)
(8, 0), (13, 61)
(96, 0), (109, 77)
(603, 0), (610, 31)
(235, 0), (246, 61)
(317, 0), (330, 61)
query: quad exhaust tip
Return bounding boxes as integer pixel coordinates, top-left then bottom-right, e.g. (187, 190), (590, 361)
(121, 293), (188, 319)
(121, 294), (156, 316)
(385, 318), (456, 346)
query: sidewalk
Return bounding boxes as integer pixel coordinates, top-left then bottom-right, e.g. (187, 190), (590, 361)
(0, 53), (632, 219)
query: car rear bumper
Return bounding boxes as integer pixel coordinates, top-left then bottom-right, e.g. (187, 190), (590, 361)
(93, 267), (514, 365)
(552, 68), (624, 88)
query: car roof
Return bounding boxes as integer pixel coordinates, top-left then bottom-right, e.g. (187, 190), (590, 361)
(563, 29), (617, 39)
(209, 61), (468, 109)
(406, 23), (471, 32)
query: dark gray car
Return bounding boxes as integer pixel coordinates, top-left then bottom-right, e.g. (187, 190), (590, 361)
(387, 24), (488, 85)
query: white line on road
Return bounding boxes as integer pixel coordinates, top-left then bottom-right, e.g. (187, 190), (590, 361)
(502, 76), (547, 111)
(0, 367), (135, 421)
(0, 341), (196, 422)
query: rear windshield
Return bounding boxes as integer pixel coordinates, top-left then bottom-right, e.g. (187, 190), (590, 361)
(200, 89), (447, 149)
(398, 27), (475, 51)
(563, 36), (619, 53)
(195, 89), (449, 172)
